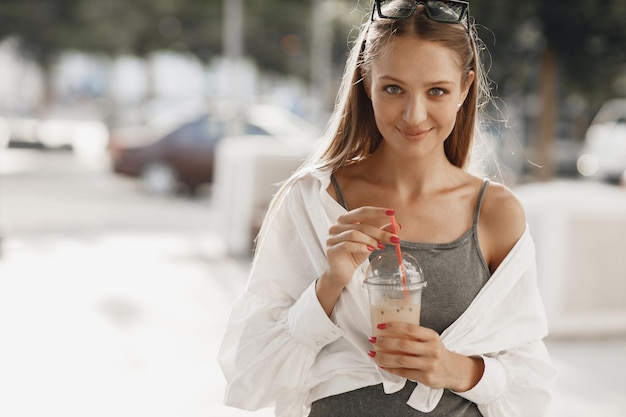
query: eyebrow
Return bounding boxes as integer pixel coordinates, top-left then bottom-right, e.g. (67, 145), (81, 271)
(379, 75), (456, 86)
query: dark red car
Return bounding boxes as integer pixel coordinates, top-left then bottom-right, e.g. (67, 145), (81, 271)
(108, 105), (319, 195)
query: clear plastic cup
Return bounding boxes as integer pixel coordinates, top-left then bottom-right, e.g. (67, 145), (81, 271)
(363, 251), (427, 336)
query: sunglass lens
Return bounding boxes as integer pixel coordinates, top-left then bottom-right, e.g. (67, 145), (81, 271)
(425, 0), (465, 22)
(378, 0), (415, 18)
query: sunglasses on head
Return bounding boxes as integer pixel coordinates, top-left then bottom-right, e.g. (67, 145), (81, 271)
(371, 0), (470, 24)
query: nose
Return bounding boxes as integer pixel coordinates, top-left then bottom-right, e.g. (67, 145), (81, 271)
(403, 95), (427, 125)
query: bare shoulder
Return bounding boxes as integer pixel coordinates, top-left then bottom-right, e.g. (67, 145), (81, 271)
(478, 181), (526, 272)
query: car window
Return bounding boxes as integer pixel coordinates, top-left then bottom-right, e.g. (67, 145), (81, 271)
(201, 116), (225, 141)
(161, 116), (220, 144)
(244, 124), (270, 136)
(165, 121), (197, 143)
(592, 100), (626, 125)
(175, 116), (224, 143)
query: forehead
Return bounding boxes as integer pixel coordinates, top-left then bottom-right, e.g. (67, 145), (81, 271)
(370, 36), (463, 82)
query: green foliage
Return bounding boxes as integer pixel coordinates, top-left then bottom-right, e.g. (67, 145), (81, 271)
(541, 0), (626, 101)
(244, 0), (311, 77)
(0, 0), (624, 106)
(0, 0), (223, 62)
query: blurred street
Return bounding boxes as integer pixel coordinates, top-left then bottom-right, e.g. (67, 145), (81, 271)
(0, 148), (272, 417)
(0, 148), (625, 417)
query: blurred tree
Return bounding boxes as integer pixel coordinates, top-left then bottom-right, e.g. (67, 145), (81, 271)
(0, 0), (223, 61)
(541, 0), (626, 107)
(470, 0), (626, 179)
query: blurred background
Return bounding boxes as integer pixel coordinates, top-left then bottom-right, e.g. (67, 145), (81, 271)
(0, 0), (625, 416)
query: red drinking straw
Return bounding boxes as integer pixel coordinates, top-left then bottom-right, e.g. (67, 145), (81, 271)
(390, 215), (408, 291)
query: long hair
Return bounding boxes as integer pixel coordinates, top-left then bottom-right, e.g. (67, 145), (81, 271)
(309, 2), (489, 172)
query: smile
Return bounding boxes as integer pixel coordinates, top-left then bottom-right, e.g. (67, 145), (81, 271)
(398, 127), (432, 140)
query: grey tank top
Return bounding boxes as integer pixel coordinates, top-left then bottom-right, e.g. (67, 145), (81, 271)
(330, 175), (492, 335)
(310, 176), (492, 417)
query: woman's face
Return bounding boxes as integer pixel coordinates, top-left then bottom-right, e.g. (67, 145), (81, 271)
(366, 36), (473, 159)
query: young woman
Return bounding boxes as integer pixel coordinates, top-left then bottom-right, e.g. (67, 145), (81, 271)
(219, 1), (556, 416)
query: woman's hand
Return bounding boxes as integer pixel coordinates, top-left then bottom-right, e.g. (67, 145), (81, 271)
(368, 323), (484, 392)
(316, 207), (398, 316)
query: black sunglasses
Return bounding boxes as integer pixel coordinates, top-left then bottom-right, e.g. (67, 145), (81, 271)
(371, 0), (470, 25)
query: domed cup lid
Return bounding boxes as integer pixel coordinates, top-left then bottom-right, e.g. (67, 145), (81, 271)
(363, 251), (426, 290)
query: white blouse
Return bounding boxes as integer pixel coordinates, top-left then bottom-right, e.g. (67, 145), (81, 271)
(218, 169), (557, 416)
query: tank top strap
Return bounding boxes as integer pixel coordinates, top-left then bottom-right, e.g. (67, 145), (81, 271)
(330, 174), (349, 210)
(473, 179), (490, 228)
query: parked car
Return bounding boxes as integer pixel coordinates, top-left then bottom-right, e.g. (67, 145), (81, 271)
(577, 98), (626, 182)
(108, 104), (320, 195)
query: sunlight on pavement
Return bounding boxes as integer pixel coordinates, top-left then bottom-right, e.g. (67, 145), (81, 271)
(547, 340), (626, 417)
(0, 233), (273, 417)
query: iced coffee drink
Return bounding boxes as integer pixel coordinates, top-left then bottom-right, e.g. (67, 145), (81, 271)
(364, 251), (426, 335)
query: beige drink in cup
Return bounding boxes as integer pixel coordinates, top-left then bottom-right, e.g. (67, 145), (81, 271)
(364, 251), (426, 336)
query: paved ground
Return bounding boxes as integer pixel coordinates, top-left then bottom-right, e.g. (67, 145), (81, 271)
(0, 148), (624, 416)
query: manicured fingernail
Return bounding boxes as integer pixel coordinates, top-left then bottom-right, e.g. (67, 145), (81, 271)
(377, 242), (385, 250)
(390, 236), (400, 244)
(368, 336), (377, 343)
(367, 350), (376, 358)
(385, 209), (395, 216)
(367, 245), (375, 252)
(377, 323), (388, 330)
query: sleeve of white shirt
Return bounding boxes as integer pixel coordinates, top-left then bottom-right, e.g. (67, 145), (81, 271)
(219, 181), (343, 413)
(453, 356), (506, 404)
(288, 281), (344, 350)
(454, 341), (557, 417)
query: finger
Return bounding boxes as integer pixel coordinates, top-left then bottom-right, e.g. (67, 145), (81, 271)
(376, 322), (437, 342)
(329, 222), (399, 248)
(336, 206), (394, 225)
(327, 239), (375, 258)
(372, 335), (424, 356)
(376, 359), (445, 389)
(373, 351), (422, 371)
(380, 222), (395, 233)
(328, 223), (390, 246)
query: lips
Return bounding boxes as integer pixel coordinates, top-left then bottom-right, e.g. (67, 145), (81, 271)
(398, 127), (432, 140)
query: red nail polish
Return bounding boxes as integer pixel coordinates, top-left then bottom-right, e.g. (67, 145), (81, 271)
(377, 242), (385, 250)
(385, 209), (395, 216)
(377, 323), (388, 330)
(390, 236), (400, 244)
(367, 245), (375, 252)
(368, 336), (377, 343)
(367, 350), (376, 358)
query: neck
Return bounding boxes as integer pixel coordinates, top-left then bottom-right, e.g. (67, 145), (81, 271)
(366, 144), (459, 197)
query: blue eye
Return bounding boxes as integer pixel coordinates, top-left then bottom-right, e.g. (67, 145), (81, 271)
(430, 88), (447, 96)
(384, 85), (403, 94)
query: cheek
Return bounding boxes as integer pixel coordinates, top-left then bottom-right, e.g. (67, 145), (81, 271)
(372, 100), (400, 133)
(371, 92), (401, 119)
(441, 102), (461, 122)
(441, 105), (462, 135)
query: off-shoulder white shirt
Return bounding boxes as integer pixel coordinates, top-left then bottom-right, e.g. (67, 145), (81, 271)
(218, 169), (557, 416)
